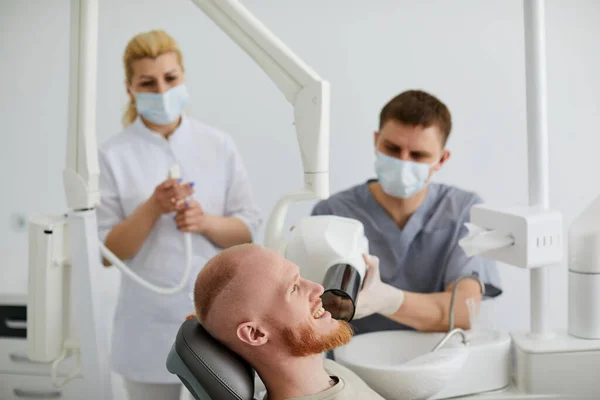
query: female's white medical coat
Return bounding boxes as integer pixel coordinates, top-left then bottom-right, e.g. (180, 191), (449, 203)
(96, 116), (262, 383)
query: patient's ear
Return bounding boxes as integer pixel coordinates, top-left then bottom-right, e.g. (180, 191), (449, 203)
(237, 322), (268, 347)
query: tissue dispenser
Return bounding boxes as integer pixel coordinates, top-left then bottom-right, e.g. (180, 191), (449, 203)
(462, 204), (562, 269)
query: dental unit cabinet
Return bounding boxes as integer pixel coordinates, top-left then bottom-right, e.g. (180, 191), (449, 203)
(0, 294), (88, 399)
(568, 193), (600, 340)
(456, 0), (600, 397)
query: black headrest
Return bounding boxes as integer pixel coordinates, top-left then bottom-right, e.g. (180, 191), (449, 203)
(166, 318), (256, 400)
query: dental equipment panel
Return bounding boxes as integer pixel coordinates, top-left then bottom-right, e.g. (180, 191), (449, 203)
(459, 204), (563, 269)
(455, 1), (600, 397)
(27, 216), (68, 363)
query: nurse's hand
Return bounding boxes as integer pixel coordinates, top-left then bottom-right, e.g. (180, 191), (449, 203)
(151, 179), (195, 214)
(174, 200), (208, 233)
(353, 254), (405, 320)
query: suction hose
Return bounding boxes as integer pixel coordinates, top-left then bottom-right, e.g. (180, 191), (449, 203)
(98, 164), (194, 295)
(99, 234), (192, 295)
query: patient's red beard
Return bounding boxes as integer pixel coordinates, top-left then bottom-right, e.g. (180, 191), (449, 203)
(280, 320), (354, 357)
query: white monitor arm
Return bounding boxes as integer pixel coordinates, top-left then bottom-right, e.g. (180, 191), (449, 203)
(191, 0), (330, 251)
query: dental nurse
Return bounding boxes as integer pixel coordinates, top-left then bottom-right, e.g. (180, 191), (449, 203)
(97, 30), (261, 400)
(312, 90), (502, 336)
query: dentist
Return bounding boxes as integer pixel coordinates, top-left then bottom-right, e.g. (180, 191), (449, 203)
(312, 89), (502, 335)
(96, 30), (261, 400)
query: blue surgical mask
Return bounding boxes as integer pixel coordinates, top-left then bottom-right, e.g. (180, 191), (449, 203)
(134, 84), (189, 125)
(375, 151), (440, 198)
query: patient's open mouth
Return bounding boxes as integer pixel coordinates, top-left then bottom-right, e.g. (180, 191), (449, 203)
(313, 305), (326, 319)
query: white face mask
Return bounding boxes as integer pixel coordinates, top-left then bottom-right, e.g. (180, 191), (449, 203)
(374, 151), (441, 198)
(133, 84), (189, 125)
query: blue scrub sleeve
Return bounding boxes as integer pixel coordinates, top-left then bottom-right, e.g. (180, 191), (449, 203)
(443, 195), (503, 298)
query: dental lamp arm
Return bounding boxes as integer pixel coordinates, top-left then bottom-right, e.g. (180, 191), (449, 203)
(190, 0), (330, 251)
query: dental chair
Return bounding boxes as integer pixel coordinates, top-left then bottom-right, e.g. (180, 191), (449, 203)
(166, 317), (258, 400)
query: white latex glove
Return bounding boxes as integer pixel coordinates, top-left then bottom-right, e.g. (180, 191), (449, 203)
(353, 254), (405, 320)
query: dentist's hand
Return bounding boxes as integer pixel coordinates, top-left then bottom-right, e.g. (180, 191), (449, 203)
(353, 254), (405, 320)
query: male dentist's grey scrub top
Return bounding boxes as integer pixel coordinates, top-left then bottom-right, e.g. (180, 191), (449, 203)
(312, 180), (502, 335)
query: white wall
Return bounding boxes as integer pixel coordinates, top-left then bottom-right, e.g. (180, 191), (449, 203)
(2, 0), (599, 366)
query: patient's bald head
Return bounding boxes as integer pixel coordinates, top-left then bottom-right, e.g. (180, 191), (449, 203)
(193, 243), (353, 362)
(194, 244), (265, 340)
(193, 244), (257, 324)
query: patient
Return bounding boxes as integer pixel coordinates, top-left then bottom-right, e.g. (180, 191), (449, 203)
(193, 243), (384, 400)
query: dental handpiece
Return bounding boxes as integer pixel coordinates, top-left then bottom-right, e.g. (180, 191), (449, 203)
(168, 164), (182, 181)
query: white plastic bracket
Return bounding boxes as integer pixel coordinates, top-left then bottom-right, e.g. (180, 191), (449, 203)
(464, 204), (563, 269)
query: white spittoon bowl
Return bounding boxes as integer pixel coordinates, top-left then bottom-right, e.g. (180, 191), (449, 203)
(334, 330), (469, 400)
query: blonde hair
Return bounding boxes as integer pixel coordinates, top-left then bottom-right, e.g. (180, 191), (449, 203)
(122, 30), (185, 127)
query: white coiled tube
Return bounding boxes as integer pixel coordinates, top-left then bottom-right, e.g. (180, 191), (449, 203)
(99, 164), (193, 295)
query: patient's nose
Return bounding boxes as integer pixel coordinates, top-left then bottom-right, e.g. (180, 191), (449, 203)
(307, 279), (324, 301)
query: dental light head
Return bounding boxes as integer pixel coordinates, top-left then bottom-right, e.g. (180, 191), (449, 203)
(284, 216), (369, 321)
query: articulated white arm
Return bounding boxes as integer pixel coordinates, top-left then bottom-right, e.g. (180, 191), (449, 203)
(64, 0), (100, 211)
(191, 0), (319, 102)
(190, 0), (331, 251)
